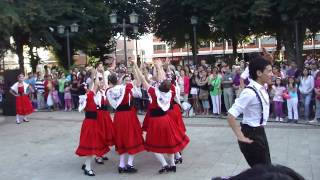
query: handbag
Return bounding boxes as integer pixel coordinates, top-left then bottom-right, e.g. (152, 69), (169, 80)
(198, 89), (209, 100)
(282, 90), (291, 100)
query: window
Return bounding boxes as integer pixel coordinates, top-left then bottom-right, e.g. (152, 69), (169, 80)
(261, 37), (276, 45)
(199, 41), (210, 48)
(153, 44), (166, 51)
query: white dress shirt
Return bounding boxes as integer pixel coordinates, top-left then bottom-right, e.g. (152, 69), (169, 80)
(299, 75), (314, 94)
(240, 67), (249, 79)
(228, 80), (270, 127)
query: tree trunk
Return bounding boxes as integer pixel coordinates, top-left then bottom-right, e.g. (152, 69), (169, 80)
(16, 40), (24, 73)
(282, 23), (306, 69)
(231, 36), (238, 64)
(297, 24), (306, 69)
(282, 26), (296, 63)
(275, 33), (282, 60)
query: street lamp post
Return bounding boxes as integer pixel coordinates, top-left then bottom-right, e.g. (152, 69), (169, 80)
(184, 33), (190, 65)
(57, 23), (79, 70)
(109, 11), (139, 67)
(191, 16), (198, 65)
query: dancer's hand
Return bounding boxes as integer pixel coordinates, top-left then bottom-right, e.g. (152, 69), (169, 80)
(238, 136), (254, 144)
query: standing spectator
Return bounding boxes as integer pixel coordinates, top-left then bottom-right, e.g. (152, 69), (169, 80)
(200, 59), (209, 69)
(287, 76), (299, 123)
(71, 74), (79, 110)
(221, 64), (234, 111)
(280, 62), (288, 79)
(309, 72), (320, 123)
(66, 69), (72, 82)
(25, 72), (36, 108)
(64, 82), (72, 111)
(299, 68), (314, 120)
(232, 66), (242, 97)
(304, 55), (313, 66)
(209, 68), (222, 115)
(35, 73), (45, 110)
(46, 76), (54, 111)
(272, 78), (286, 121)
(190, 70), (200, 114)
(309, 62), (319, 78)
(197, 70), (210, 115)
(51, 86), (60, 110)
(286, 62), (301, 79)
(58, 72), (66, 109)
(179, 69), (190, 102)
(24, 72), (36, 91)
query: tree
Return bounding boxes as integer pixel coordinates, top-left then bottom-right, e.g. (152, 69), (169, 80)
(249, 0), (320, 67)
(0, 0), (152, 71)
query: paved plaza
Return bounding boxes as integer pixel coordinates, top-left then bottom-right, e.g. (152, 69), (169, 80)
(0, 112), (319, 180)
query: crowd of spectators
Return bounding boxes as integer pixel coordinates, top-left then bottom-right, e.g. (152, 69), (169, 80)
(24, 55), (320, 124)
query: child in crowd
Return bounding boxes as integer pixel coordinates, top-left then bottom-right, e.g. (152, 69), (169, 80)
(51, 86), (60, 110)
(272, 77), (286, 121)
(64, 82), (72, 111)
(287, 76), (299, 123)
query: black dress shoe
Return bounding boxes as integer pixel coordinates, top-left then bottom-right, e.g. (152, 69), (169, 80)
(84, 169), (95, 176)
(118, 167), (127, 174)
(125, 165), (138, 173)
(102, 156), (109, 160)
(175, 157), (183, 164)
(169, 165), (176, 172)
(158, 165), (170, 174)
(95, 157), (104, 164)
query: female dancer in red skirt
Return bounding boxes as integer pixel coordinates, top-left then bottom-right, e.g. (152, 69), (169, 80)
(167, 73), (186, 164)
(93, 76), (115, 165)
(10, 74), (34, 124)
(106, 72), (144, 174)
(75, 74), (110, 176)
(132, 59), (189, 174)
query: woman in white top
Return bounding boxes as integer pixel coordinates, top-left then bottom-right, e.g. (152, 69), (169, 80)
(298, 68), (314, 120)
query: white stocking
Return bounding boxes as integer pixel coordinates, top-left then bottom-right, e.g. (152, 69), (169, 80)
(175, 152), (181, 159)
(127, 154), (135, 166)
(16, 115), (20, 123)
(167, 154), (175, 166)
(85, 156), (93, 170)
(119, 154), (126, 168)
(154, 153), (168, 167)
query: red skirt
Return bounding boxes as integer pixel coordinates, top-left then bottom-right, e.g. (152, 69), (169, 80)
(16, 95), (34, 115)
(113, 109), (145, 155)
(168, 104), (186, 132)
(97, 110), (114, 146)
(142, 107), (151, 132)
(145, 114), (189, 154)
(75, 118), (110, 157)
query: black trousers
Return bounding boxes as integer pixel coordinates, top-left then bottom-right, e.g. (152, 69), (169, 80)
(238, 123), (271, 167)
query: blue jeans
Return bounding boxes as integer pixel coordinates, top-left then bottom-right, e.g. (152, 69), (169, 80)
(315, 99), (320, 119)
(301, 93), (312, 119)
(58, 92), (64, 108)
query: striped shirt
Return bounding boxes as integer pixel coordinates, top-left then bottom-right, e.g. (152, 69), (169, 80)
(35, 79), (45, 93)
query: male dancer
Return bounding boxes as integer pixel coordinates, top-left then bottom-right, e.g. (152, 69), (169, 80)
(227, 54), (273, 167)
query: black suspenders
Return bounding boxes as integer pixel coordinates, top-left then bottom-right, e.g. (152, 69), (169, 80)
(246, 86), (264, 125)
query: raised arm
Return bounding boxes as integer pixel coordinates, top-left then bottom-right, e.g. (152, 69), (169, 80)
(130, 58), (150, 90)
(92, 69), (99, 93)
(154, 59), (166, 82)
(131, 64), (141, 87)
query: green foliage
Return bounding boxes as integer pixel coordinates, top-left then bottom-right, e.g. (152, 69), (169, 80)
(151, 0), (320, 65)
(0, 0), (152, 71)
